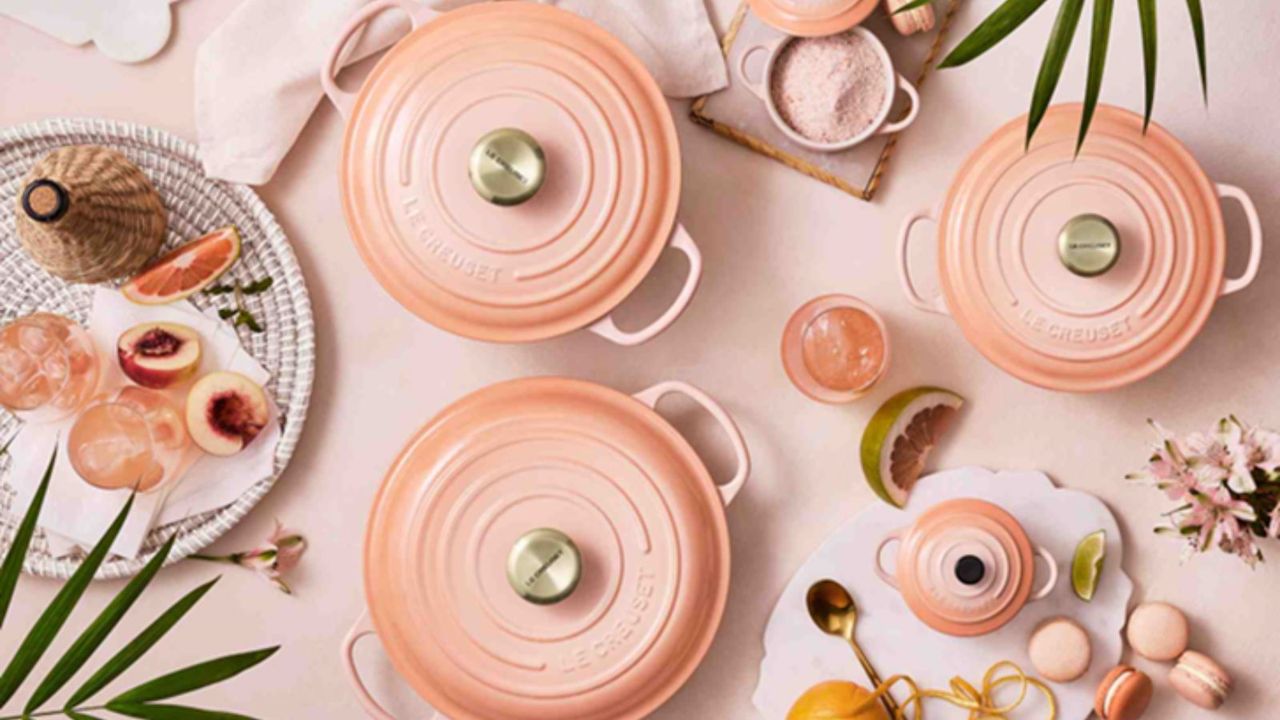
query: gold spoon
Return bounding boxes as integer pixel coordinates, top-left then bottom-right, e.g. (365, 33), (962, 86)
(806, 578), (902, 719)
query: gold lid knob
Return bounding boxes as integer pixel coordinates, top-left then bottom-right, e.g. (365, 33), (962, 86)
(469, 128), (546, 207)
(1058, 214), (1121, 277)
(507, 528), (581, 605)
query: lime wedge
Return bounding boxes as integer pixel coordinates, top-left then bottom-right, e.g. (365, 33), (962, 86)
(859, 387), (964, 507)
(1072, 530), (1107, 601)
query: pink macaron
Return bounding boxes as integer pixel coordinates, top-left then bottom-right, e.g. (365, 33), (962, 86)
(1125, 602), (1189, 661)
(1169, 650), (1232, 709)
(1094, 665), (1153, 720)
(1028, 617), (1092, 682)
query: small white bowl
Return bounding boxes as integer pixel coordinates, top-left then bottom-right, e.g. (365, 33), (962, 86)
(737, 28), (921, 153)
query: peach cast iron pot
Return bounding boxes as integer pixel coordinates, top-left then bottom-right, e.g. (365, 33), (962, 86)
(748, 0), (879, 36)
(321, 1), (700, 345)
(341, 377), (750, 720)
(874, 498), (1059, 637)
(898, 103), (1263, 392)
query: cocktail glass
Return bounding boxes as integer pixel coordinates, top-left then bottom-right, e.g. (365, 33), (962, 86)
(68, 386), (191, 493)
(0, 313), (100, 424)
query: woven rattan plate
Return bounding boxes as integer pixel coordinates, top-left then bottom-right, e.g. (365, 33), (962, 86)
(0, 117), (315, 580)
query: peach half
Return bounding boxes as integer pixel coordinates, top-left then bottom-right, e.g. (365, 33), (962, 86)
(117, 322), (202, 389)
(186, 371), (270, 456)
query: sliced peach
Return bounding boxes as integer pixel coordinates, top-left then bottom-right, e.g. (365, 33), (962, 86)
(118, 322), (202, 389)
(186, 371), (269, 456)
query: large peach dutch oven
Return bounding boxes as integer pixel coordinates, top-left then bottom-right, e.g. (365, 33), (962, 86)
(341, 377), (750, 720)
(321, 1), (699, 345)
(898, 103), (1263, 392)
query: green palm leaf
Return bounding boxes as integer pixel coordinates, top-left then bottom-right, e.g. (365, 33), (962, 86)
(1185, 0), (1207, 101)
(1078, 0), (1115, 152)
(24, 534), (178, 713)
(0, 491), (135, 706)
(0, 446), (56, 628)
(108, 647), (278, 705)
(66, 711), (105, 720)
(106, 703), (259, 720)
(66, 578), (221, 709)
(1137, 0), (1158, 130)
(1026, 0), (1086, 146)
(939, 0), (1052, 68)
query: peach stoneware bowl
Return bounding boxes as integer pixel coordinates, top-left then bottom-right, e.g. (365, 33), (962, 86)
(321, 1), (700, 346)
(341, 377), (750, 720)
(897, 103), (1263, 393)
(748, 0), (879, 36)
(735, 28), (920, 153)
(874, 498), (1059, 637)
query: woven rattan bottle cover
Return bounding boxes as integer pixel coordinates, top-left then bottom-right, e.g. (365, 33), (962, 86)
(363, 378), (734, 720)
(748, 0), (878, 36)
(338, 3), (681, 342)
(935, 104), (1228, 392)
(15, 145), (166, 283)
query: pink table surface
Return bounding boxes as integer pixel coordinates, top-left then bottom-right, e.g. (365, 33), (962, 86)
(2, 2), (1279, 718)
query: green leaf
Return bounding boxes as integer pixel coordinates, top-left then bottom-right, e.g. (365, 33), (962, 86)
(0, 447), (56, 628)
(1078, 0), (1115, 152)
(217, 308), (237, 320)
(236, 311), (263, 334)
(108, 647), (278, 705)
(1026, 0), (1086, 146)
(241, 277), (274, 295)
(24, 535), (178, 713)
(1185, 0), (1207, 102)
(892, 0), (933, 13)
(939, 0), (1052, 68)
(0, 491), (134, 707)
(105, 703), (259, 720)
(66, 578), (220, 708)
(66, 711), (105, 720)
(1137, 0), (1158, 130)
(203, 284), (235, 295)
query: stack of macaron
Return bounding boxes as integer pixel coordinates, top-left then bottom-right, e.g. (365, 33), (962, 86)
(1094, 601), (1233, 720)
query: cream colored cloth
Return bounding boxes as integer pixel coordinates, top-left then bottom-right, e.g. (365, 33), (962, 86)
(195, 0), (727, 185)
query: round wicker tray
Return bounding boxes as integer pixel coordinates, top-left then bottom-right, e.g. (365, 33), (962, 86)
(0, 117), (315, 580)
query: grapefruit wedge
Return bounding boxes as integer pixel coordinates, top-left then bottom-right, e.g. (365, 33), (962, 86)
(860, 386), (964, 507)
(122, 225), (241, 305)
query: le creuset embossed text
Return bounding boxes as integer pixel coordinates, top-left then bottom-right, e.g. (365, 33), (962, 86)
(321, 1), (700, 345)
(874, 498), (1059, 637)
(340, 377), (750, 720)
(898, 103), (1263, 392)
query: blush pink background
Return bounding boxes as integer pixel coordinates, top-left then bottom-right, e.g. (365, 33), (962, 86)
(2, 1), (1279, 718)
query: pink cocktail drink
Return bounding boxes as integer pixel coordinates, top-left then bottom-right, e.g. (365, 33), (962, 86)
(0, 313), (100, 423)
(68, 386), (190, 492)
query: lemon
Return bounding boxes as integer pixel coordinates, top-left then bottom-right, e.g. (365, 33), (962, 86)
(787, 681), (889, 720)
(1072, 530), (1106, 601)
(860, 387), (964, 507)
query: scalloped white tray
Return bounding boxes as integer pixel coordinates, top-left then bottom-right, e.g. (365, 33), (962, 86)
(753, 468), (1133, 720)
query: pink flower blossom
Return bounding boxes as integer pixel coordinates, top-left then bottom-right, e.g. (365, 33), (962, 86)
(193, 521), (308, 594)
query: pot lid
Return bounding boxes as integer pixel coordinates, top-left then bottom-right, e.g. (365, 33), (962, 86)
(748, 0), (878, 36)
(339, 2), (680, 342)
(364, 377), (737, 720)
(896, 499), (1036, 637)
(936, 104), (1227, 392)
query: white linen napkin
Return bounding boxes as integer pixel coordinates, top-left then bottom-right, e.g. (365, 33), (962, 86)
(6, 289), (281, 559)
(195, 0), (728, 185)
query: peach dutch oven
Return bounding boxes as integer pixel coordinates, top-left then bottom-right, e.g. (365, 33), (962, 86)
(898, 103), (1263, 392)
(748, 0), (879, 36)
(874, 498), (1059, 637)
(341, 377), (750, 720)
(321, 1), (700, 345)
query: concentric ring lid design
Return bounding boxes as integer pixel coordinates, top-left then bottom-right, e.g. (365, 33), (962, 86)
(339, 3), (681, 342)
(936, 104), (1227, 392)
(363, 378), (733, 720)
(748, 0), (878, 36)
(895, 499), (1036, 637)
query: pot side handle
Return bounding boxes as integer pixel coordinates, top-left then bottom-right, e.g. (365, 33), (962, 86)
(873, 531), (902, 589)
(1217, 183), (1263, 297)
(321, 0), (437, 120)
(876, 74), (921, 136)
(896, 203), (949, 315)
(735, 42), (773, 102)
(587, 224), (702, 346)
(633, 380), (750, 507)
(1029, 546), (1060, 601)
(342, 609), (442, 720)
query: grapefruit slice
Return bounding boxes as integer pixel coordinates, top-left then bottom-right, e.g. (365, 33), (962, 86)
(860, 386), (963, 507)
(122, 225), (241, 305)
